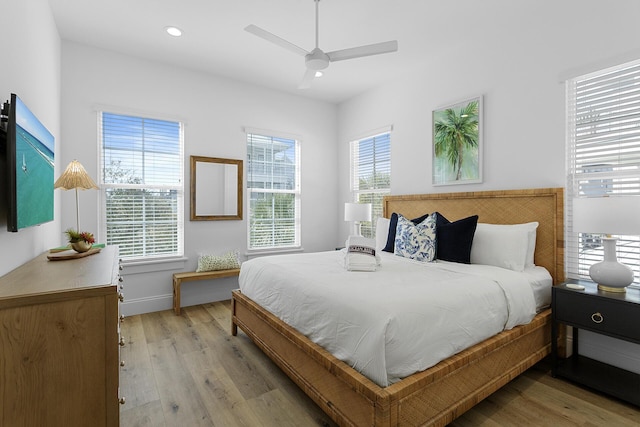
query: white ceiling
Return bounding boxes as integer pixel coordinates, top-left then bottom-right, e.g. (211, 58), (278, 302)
(48, 0), (533, 104)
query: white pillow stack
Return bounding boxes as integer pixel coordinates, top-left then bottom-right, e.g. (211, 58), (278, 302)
(470, 222), (538, 271)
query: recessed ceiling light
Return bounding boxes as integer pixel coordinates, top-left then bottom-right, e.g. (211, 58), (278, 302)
(315, 71), (323, 77)
(165, 26), (183, 37)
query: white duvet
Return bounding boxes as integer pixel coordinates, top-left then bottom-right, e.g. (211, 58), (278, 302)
(239, 250), (545, 387)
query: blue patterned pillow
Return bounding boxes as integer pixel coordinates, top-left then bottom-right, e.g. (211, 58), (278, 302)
(394, 213), (437, 262)
(383, 212), (432, 253)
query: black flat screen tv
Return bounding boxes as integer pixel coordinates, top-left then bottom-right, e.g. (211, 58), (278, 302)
(2, 94), (55, 231)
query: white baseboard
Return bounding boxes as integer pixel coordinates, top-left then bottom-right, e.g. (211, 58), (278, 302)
(578, 330), (640, 375)
(120, 294), (173, 316)
(567, 328), (640, 374)
(120, 281), (237, 316)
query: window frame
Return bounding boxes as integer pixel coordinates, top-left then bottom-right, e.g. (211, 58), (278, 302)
(349, 128), (392, 239)
(245, 128), (301, 252)
(566, 58), (640, 288)
(98, 110), (185, 261)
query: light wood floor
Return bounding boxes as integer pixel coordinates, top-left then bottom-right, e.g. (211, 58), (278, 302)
(120, 301), (640, 426)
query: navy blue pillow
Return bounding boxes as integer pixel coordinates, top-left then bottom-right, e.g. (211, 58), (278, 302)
(434, 212), (478, 263)
(383, 212), (431, 253)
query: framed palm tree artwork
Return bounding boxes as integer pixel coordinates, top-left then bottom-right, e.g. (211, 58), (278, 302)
(432, 95), (483, 185)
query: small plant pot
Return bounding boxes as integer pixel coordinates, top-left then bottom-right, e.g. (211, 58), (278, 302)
(71, 241), (92, 253)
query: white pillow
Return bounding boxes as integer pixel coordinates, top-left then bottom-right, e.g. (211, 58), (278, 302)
(470, 222), (538, 272)
(376, 217), (391, 253)
(521, 222), (539, 268)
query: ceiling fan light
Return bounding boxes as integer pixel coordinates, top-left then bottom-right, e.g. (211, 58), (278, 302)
(305, 48), (329, 70)
(165, 26), (183, 37)
(315, 71), (323, 77)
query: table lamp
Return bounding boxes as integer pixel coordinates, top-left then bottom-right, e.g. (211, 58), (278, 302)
(54, 160), (99, 232)
(573, 196), (640, 292)
(344, 202), (372, 236)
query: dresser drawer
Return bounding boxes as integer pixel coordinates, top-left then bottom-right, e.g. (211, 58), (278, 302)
(554, 290), (640, 342)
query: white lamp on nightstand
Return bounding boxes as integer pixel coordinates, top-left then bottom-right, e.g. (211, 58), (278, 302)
(573, 196), (640, 292)
(344, 202), (372, 236)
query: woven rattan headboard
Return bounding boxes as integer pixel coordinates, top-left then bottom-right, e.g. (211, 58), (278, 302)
(383, 188), (564, 284)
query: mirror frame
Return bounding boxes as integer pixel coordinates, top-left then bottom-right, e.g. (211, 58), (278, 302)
(190, 155), (243, 221)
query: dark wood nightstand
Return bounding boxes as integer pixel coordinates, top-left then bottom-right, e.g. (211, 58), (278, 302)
(551, 279), (640, 406)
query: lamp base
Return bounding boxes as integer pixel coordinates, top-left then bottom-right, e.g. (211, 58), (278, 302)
(597, 283), (627, 293)
(353, 221), (363, 237)
(589, 238), (633, 293)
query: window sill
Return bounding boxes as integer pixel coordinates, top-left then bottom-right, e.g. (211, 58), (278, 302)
(120, 256), (188, 275)
(245, 247), (304, 259)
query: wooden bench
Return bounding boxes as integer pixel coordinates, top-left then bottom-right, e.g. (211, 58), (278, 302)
(172, 269), (240, 315)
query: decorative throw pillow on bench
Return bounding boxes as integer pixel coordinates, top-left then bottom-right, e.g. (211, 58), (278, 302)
(196, 250), (241, 272)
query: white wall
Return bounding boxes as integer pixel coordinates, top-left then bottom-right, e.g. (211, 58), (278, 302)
(0, 0), (61, 276)
(60, 42), (338, 315)
(337, 2), (640, 235)
(336, 1), (640, 375)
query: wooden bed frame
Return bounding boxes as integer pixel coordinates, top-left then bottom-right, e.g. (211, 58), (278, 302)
(232, 188), (564, 426)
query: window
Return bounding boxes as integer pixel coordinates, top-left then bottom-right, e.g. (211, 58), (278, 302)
(566, 59), (640, 286)
(99, 112), (184, 260)
(350, 130), (391, 238)
(246, 131), (300, 250)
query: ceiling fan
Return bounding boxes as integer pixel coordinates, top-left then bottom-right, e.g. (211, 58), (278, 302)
(245, 0), (398, 89)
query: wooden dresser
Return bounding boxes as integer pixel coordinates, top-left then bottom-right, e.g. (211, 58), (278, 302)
(0, 246), (122, 426)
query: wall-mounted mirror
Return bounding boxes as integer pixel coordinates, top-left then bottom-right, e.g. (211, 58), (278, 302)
(190, 156), (243, 221)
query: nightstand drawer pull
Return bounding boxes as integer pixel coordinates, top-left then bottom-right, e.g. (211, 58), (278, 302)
(591, 312), (604, 324)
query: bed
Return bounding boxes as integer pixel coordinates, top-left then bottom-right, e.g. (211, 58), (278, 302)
(231, 187), (564, 426)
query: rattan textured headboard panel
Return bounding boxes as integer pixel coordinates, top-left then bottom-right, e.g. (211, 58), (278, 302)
(383, 188), (564, 284)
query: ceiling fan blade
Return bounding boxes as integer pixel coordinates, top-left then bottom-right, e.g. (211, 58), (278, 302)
(327, 40), (398, 62)
(298, 68), (316, 89)
(245, 24), (308, 57)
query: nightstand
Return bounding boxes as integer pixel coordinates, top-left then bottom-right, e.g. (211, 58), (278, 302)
(551, 279), (640, 406)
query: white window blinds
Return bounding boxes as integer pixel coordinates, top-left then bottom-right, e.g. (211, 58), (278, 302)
(247, 132), (300, 250)
(350, 130), (391, 238)
(99, 112), (184, 259)
(566, 59), (640, 286)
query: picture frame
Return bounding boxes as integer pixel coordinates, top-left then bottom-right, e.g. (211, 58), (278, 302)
(432, 95), (483, 186)
(190, 156), (243, 221)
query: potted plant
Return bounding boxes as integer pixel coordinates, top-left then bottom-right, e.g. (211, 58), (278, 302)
(65, 229), (95, 253)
